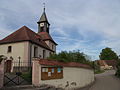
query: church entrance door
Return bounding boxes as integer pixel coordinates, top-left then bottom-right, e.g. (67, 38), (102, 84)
(5, 60), (12, 73)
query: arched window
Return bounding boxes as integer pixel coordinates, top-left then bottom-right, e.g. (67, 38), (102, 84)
(8, 46), (12, 53)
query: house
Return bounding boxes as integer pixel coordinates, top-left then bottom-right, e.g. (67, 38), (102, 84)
(0, 8), (57, 72)
(97, 60), (117, 70)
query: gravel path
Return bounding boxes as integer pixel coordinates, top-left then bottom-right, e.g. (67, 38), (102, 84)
(88, 70), (120, 90)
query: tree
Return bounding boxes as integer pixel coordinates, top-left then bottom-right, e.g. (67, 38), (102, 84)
(115, 59), (120, 77)
(48, 50), (92, 65)
(99, 47), (118, 60)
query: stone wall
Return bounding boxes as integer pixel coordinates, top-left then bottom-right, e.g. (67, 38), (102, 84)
(32, 60), (94, 89)
(0, 60), (4, 88)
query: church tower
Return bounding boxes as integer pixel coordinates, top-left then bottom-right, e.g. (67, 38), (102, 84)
(37, 7), (50, 33)
(37, 6), (57, 53)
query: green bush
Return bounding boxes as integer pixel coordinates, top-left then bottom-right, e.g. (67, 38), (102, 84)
(21, 71), (32, 82)
(115, 60), (120, 77)
(48, 50), (92, 66)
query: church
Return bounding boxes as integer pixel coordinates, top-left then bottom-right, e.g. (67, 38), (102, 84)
(0, 8), (57, 66)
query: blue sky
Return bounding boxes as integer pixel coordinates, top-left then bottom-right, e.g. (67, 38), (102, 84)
(0, 0), (120, 60)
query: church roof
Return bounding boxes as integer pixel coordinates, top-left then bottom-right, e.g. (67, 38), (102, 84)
(38, 32), (57, 45)
(0, 26), (53, 51)
(37, 11), (49, 23)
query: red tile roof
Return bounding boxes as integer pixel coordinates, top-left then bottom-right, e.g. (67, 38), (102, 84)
(104, 60), (117, 67)
(38, 32), (57, 45)
(97, 60), (117, 67)
(97, 60), (107, 66)
(0, 26), (53, 51)
(37, 59), (92, 69)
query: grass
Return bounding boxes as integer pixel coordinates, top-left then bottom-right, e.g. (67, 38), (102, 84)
(21, 72), (32, 82)
(94, 70), (105, 74)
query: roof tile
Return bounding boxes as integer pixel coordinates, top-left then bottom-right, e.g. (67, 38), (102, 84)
(0, 26), (53, 51)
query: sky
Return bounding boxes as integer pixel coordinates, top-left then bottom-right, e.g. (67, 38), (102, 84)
(0, 0), (120, 60)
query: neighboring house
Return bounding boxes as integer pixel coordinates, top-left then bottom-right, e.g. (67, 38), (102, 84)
(0, 8), (57, 69)
(104, 60), (117, 69)
(97, 60), (117, 70)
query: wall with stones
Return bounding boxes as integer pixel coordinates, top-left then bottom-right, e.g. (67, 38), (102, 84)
(32, 60), (94, 89)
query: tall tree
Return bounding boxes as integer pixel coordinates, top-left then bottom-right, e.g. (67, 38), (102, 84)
(99, 47), (118, 60)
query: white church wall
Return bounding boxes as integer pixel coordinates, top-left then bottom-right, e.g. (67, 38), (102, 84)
(45, 40), (56, 52)
(0, 41), (53, 65)
(0, 42), (29, 62)
(30, 43), (51, 59)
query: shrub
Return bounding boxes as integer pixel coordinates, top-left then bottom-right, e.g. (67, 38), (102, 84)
(48, 50), (92, 65)
(115, 60), (120, 77)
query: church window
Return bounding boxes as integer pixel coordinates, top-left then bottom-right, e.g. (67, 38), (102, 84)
(49, 52), (52, 56)
(34, 46), (38, 57)
(8, 46), (12, 53)
(41, 27), (44, 32)
(43, 50), (46, 59)
(52, 45), (54, 50)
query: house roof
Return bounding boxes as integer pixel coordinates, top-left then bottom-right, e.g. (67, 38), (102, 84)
(104, 60), (117, 66)
(97, 60), (117, 67)
(38, 32), (57, 45)
(37, 59), (92, 69)
(0, 26), (53, 51)
(97, 60), (107, 66)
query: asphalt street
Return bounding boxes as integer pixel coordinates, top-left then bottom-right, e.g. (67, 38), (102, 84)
(88, 70), (120, 90)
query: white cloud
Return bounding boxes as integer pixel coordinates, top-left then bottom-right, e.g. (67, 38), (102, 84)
(0, 0), (120, 60)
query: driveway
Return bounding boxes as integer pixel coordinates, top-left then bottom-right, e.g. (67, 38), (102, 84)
(88, 70), (120, 90)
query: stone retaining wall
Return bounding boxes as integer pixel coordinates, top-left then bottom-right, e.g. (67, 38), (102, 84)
(32, 59), (95, 89)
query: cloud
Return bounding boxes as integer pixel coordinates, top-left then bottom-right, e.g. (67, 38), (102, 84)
(0, 0), (120, 60)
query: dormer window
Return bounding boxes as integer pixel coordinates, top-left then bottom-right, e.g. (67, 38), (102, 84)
(8, 46), (12, 53)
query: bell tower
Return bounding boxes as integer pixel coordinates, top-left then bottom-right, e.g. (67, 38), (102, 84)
(37, 4), (58, 53)
(37, 5), (50, 33)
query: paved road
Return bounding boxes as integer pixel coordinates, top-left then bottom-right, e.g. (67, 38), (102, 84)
(88, 70), (120, 90)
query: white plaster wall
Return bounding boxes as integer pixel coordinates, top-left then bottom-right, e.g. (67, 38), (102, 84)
(45, 40), (56, 52)
(0, 42), (29, 62)
(36, 65), (94, 89)
(0, 41), (52, 63)
(31, 43), (51, 59)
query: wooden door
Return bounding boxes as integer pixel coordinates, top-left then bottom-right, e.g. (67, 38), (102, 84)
(5, 60), (12, 73)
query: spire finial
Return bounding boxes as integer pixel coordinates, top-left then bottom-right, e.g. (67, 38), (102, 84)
(43, 3), (45, 12)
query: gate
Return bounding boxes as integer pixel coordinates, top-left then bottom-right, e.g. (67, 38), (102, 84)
(4, 59), (32, 87)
